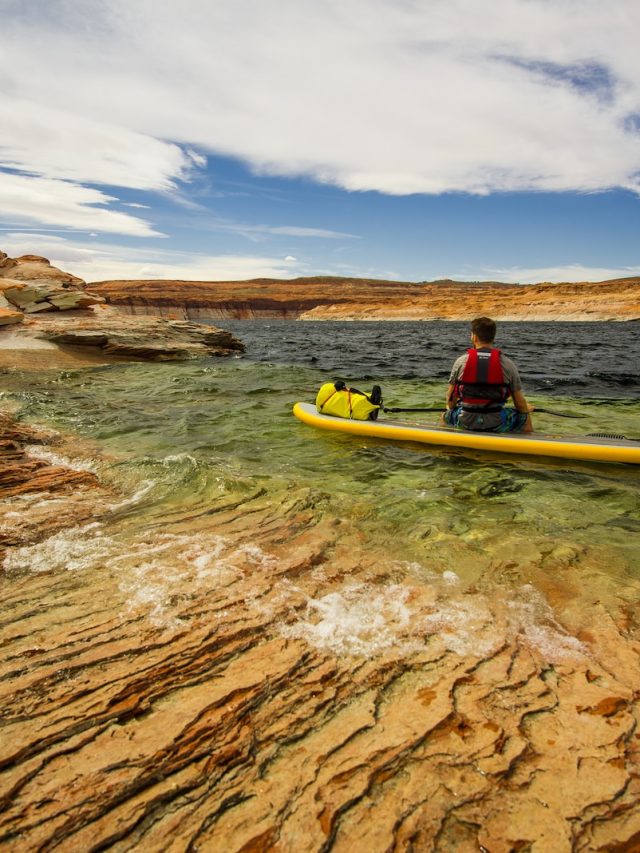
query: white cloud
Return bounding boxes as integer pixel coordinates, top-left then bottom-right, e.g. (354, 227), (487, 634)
(269, 226), (355, 238)
(0, 94), (195, 190)
(0, 172), (161, 236)
(208, 220), (357, 241)
(2, 0), (640, 198)
(0, 233), (305, 282)
(473, 264), (640, 284)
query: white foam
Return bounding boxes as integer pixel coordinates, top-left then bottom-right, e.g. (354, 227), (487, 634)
(419, 595), (499, 657)
(3, 520), (279, 628)
(24, 445), (98, 473)
(2, 522), (115, 574)
(107, 479), (156, 511)
(231, 543), (278, 570)
(281, 583), (414, 657)
(280, 568), (586, 664)
(507, 584), (587, 663)
(118, 532), (270, 626)
(162, 453), (197, 467)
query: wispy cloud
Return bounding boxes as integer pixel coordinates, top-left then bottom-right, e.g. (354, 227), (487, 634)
(206, 220), (357, 241)
(0, 233), (306, 282)
(461, 264), (640, 284)
(2, 0), (640, 250)
(0, 94), (195, 190)
(0, 173), (161, 236)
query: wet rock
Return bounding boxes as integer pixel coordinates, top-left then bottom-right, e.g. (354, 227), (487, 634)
(35, 315), (245, 360)
(0, 476), (639, 850)
(0, 413), (116, 554)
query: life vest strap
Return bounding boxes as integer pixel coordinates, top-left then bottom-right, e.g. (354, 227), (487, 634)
(461, 405), (504, 413)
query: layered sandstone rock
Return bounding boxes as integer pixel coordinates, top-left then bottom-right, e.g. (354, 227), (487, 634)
(34, 312), (245, 360)
(0, 412), (116, 554)
(89, 275), (640, 321)
(0, 251), (84, 287)
(0, 312), (245, 367)
(0, 252), (104, 314)
(1, 460), (639, 851)
(0, 307), (24, 326)
(0, 250), (245, 364)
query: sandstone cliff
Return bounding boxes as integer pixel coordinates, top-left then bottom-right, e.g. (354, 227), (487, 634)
(89, 275), (640, 322)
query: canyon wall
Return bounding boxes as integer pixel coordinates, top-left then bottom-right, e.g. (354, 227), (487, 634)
(89, 276), (640, 321)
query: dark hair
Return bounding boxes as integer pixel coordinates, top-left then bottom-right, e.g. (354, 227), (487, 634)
(471, 316), (496, 344)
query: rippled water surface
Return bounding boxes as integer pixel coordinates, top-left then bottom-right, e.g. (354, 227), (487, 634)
(3, 320), (640, 643)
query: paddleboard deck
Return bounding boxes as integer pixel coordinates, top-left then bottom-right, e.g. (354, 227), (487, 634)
(293, 402), (640, 465)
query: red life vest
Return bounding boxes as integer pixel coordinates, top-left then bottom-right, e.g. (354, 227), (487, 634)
(455, 348), (510, 410)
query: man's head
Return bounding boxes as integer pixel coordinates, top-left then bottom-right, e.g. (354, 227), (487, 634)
(471, 316), (496, 346)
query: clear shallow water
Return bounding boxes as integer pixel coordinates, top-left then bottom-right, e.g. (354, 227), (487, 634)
(2, 321), (640, 649)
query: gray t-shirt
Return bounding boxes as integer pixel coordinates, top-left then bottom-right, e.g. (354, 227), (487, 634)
(448, 350), (523, 430)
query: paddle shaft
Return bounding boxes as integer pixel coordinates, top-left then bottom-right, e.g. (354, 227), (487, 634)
(383, 406), (585, 419)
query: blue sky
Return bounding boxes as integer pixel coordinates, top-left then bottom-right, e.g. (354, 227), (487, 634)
(1, 0), (640, 284)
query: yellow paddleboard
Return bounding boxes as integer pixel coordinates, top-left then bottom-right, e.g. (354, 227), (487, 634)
(293, 402), (640, 465)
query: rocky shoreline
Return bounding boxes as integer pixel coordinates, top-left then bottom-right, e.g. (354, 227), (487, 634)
(0, 412), (117, 557)
(1, 408), (639, 850)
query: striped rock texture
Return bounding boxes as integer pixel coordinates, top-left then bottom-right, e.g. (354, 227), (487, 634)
(1, 418), (639, 852)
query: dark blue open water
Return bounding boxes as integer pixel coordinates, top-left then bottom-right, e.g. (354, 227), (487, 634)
(219, 320), (640, 399)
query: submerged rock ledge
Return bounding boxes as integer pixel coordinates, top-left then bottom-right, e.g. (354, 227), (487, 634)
(1, 413), (639, 851)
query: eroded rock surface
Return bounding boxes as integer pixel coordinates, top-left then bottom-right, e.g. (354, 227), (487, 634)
(0, 252), (85, 287)
(0, 252), (103, 314)
(33, 312), (245, 360)
(1, 449), (639, 851)
(0, 249), (245, 365)
(0, 413), (116, 554)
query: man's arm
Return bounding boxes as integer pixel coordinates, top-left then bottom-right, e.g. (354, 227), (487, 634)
(445, 383), (458, 409)
(512, 388), (533, 413)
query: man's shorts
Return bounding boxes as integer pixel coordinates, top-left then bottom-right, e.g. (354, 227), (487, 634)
(443, 406), (529, 433)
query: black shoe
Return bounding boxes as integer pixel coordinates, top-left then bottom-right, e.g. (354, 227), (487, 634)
(369, 384), (382, 420)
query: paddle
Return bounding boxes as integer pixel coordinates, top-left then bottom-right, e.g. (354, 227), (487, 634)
(383, 406), (586, 419)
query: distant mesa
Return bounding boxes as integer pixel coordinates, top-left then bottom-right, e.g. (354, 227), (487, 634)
(88, 272), (640, 322)
(2, 250), (639, 325)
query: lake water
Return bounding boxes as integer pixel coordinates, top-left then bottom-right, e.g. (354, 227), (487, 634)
(3, 320), (639, 636)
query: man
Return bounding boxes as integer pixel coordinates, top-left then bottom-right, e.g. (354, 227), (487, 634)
(441, 317), (534, 433)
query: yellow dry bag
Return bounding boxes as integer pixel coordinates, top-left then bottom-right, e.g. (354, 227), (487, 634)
(316, 382), (382, 420)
